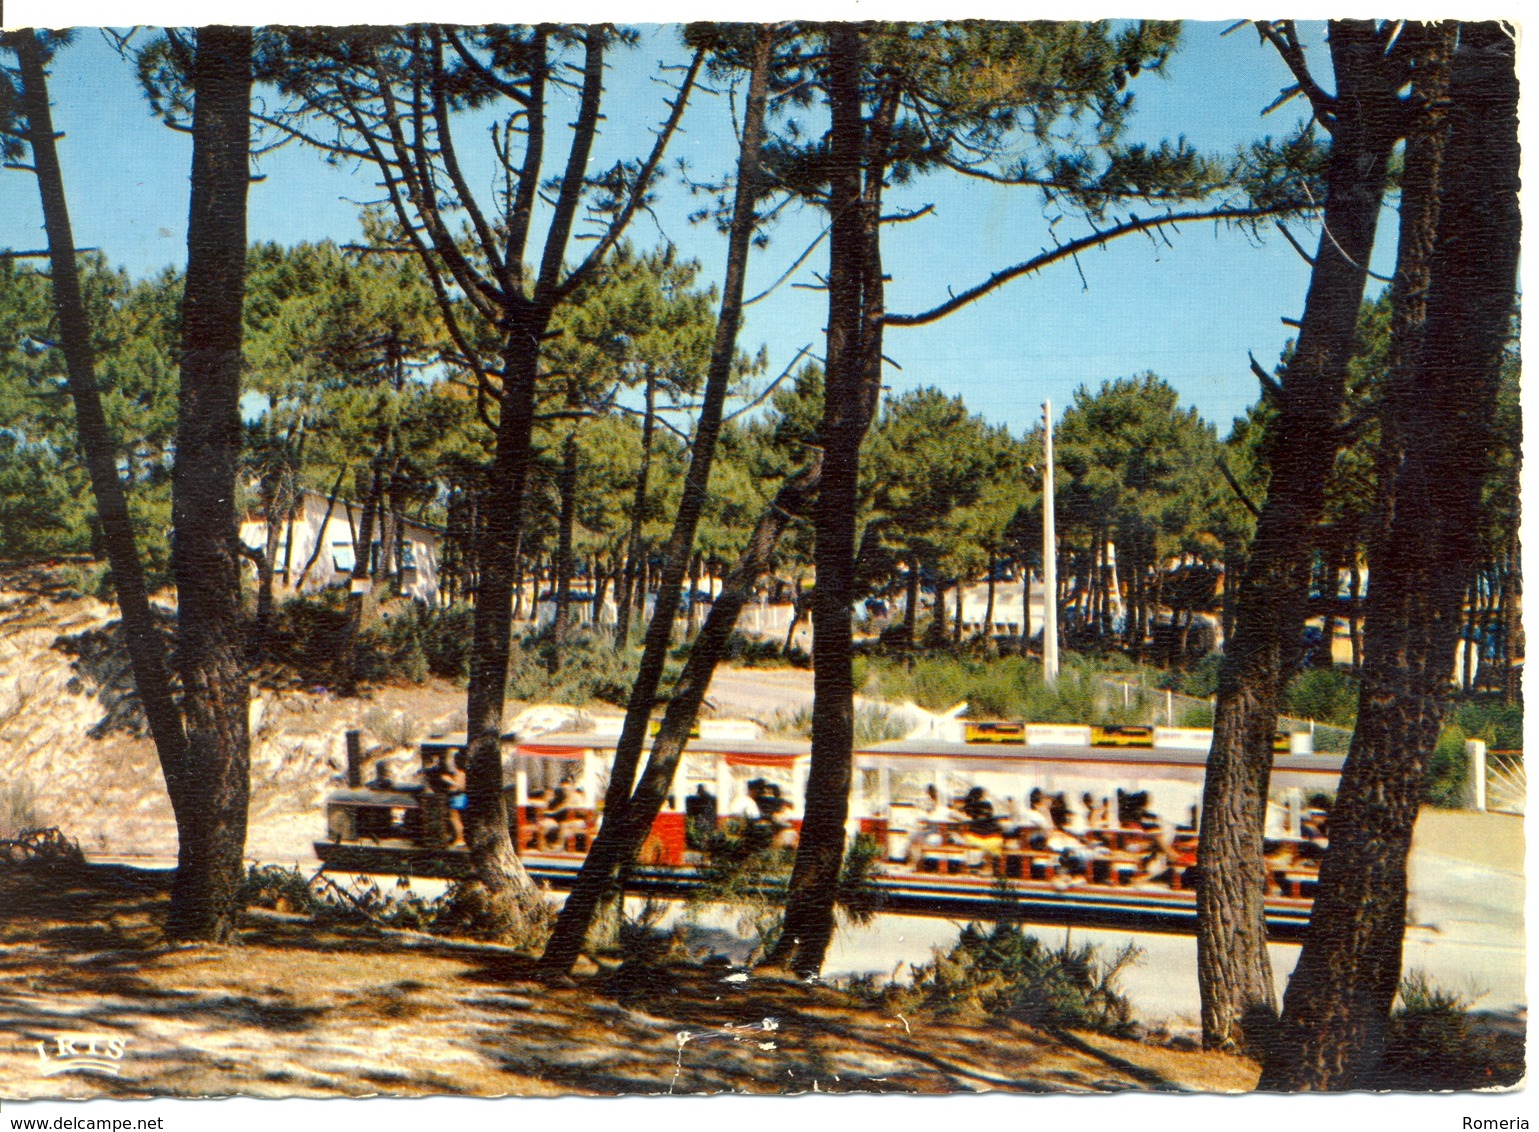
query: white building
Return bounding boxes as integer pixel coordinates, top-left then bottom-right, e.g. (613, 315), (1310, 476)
(239, 487), (443, 605)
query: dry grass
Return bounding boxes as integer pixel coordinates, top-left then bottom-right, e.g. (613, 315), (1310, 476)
(0, 861), (1261, 1099)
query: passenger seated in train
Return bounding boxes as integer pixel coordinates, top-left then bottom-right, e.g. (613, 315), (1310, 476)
(684, 784), (718, 849)
(1117, 788), (1155, 829)
(538, 776), (591, 852)
(920, 783), (942, 816)
(742, 779), (798, 851)
(422, 749), (467, 847)
(958, 787), (1005, 861)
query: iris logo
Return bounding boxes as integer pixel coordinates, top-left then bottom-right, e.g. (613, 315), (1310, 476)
(33, 1035), (129, 1077)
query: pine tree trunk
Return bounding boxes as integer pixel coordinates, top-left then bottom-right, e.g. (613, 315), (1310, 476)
(538, 456), (821, 973)
(616, 371), (656, 647)
(982, 568), (996, 646)
(906, 562), (921, 649)
(166, 25), (254, 942)
(338, 456), (385, 697)
(1315, 550), (1338, 668)
(1349, 560), (1364, 675)
(537, 29), (768, 970)
(550, 429), (579, 668)
(294, 466), (345, 592)
(1261, 24), (1514, 1087)
(1501, 533), (1521, 706)
(1197, 22), (1408, 1049)
(785, 578), (804, 655)
(771, 28), (890, 976)
(459, 327), (545, 929)
(249, 464), (287, 663)
(1020, 569), (1031, 658)
(687, 553), (703, 637)
(10, 29), (192, 829)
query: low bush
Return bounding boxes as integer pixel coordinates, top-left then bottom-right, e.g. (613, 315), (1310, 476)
(1282, 666), (1360, 728)
(764, 703), (910, 746)
(362, 707), (421, 751)
(684, 829), (885, 965)
(694, 632), (791, 668)
(0, 827), (83, 867)
(886, 921), (1142, 1036)
(0, 778), (44, 840)
(1379, 969), (1522, 1089)
(860, 653), (1143, 725)
(507, 629), (642, 707)
(242, 864), (555, 945)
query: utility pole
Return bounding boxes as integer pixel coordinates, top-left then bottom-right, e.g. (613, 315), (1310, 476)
(1042, 400), (1059, 688)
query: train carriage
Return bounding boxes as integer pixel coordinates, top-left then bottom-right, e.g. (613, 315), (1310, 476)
(315, 719), (1344, 937)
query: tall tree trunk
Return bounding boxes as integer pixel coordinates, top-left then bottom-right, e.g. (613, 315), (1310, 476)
(1349, 559), (1364, 675)
(460, 329), (545, 928)
(510, 538), (525, 622)
(1315, 548), (1338, 668)
(592, 556), (611, 626)
(166, 25), (254, 943)
(550, 428), (579, 668)
(953, 578), (964, 644)
(615, 369), (656, 646)
(1019, 568), (1031, 657)
(537, 26), (772, 970)
(906, 562), (921, 649)
(9, 29), (192, 831)
(929, 577), (950, 645)
(1261, 23), (1514, 1088)
(338, 454), (386, 696)
(1500, 538), (1521, 706)
(538, 456), (821, 975)
(982, 567), (996, 645)
(686, 553), (703, 637)
(785, 578), (805, 655)
(1197, 21), (1410, 1050)
(294, 466), (345, 591)
(252, 467), (287, 660)
(771, 27), (890, 976)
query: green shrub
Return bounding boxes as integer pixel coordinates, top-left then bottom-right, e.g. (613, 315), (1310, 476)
(1380, 970), (1521, 1089)
(1446, 699), (1524, 751)
(891, 921), (1142, 1036)
(853, 704), (911, 746)
(1180, 653), (1223, 698)
(1178, 702), (1215, 728)
(1424, 726), (1471, 808)
(0, 778), (43, 840)
(267, 591), (349, 680)
(362, 707), (421, 751)
(242, 863), (328, 915)
(414, 603), (478, 681)
(861, 653), (1139, 725)
(1423, 698), (1523, 808)
(1282, 667), (1360, 727)
(685, 829), (886, 965)
(507, 629), (642, 706)
(685, 632), (791, 668)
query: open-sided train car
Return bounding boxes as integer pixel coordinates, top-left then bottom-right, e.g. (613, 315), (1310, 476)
(316, 725), (810, 880)
(315, 720), (1344, 937)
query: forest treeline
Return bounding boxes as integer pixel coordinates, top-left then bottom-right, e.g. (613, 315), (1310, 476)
(0, 20), (1520, 1090)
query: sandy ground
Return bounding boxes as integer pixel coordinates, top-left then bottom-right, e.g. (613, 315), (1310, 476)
(0, 863), (1266, 1099)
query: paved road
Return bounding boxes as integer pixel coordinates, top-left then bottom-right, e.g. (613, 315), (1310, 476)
(705, 665), (816, 719)
(822, 809), (1526, 1027)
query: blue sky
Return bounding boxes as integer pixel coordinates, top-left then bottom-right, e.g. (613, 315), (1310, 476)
(0, 21), (1402, 439)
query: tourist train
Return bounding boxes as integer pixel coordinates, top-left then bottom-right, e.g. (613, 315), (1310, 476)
(314, 718), (1344, 937)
